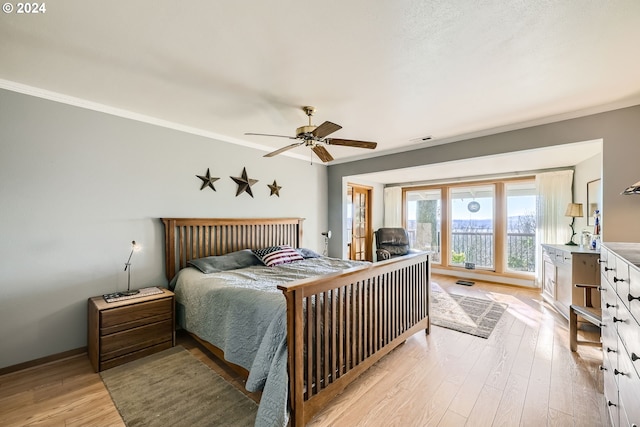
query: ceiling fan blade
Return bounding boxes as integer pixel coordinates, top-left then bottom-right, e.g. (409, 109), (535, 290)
(326, 138), (377, 149)
(264, 142), (304, 157)
(312, 145), (334, 163)
(245, 132), (298, 140)
(313, 121), (342, 138)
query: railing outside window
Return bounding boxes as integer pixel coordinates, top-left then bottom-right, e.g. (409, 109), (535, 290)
(450, 231), (535, 272)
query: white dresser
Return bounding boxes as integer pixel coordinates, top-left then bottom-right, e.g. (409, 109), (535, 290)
(541, 244), (601, 319)
(599, 243), (640, 427)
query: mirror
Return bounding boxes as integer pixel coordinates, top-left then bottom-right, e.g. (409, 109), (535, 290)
(587, 179), (601, 225)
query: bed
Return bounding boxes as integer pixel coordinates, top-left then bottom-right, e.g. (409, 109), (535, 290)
(162, 217), (430, 426)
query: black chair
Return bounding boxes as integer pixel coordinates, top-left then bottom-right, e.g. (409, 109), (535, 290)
(374, 228), (411, 261)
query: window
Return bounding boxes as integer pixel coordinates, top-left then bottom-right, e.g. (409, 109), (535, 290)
(402, 178), (536, 277)
(405, 189), (441, 263)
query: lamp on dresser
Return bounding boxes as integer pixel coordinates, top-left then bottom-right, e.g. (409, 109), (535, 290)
(564, 203), (583, 246)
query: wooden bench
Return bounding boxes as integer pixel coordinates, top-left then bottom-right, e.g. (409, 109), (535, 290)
(569, 284), (602, 352)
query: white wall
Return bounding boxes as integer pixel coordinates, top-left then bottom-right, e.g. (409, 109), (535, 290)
(0, 89), (328, 369)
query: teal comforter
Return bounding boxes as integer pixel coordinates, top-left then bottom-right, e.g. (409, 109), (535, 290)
(173, 257), (368, 427)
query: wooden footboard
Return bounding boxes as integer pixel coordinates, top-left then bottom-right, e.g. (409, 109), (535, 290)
(278, 252), (430, 426)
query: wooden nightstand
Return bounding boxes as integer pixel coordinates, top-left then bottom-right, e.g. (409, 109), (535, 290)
(88, 288), (175, 372)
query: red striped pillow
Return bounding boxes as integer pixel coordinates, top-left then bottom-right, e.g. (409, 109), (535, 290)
(253, 245), (304, 267)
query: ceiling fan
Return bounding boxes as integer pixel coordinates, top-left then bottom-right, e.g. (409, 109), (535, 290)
(245, 106), (377, 162)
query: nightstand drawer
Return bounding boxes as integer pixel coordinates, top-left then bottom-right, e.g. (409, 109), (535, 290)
(101, 311), (172, 335)
(101, 318), (173, 359)
(101, 298), (172, 329)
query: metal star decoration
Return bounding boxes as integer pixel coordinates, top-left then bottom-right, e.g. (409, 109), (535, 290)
(268, 180), (282, 197)
(230, 167), (259, 197)
(196, 168), (220, 191)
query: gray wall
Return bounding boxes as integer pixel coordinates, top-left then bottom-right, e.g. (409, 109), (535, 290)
(0, 89), (328, 369)
(328, 105), (640, 256)
(574, 152), (602, 236)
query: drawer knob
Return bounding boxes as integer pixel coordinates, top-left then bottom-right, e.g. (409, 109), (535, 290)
(632, 353), (639, 362)
(613, 317), (624, 323)
(598, 259), (606, 264)
(614, 276), (625, 283)
(607, 400), (617, 407)
(606, 347), (616, 353)
(599, 365), (607, 371)
(606, 303), (617, 309)
(614, 368), (625, 376)
(628, 294), (640, 303)
(604, 266), (614, 271)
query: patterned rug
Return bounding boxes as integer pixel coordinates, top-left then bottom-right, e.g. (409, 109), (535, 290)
(101, 346), (258, 427)
(431, 284), (508, 339)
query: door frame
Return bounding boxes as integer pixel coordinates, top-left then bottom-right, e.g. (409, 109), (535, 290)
(347, 183), (373, 261)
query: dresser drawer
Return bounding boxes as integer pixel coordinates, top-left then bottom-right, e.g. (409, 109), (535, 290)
(611, 254), (630, 294)
(603, 252), (618, 289)
(554, 249), (570, 265)
(101, 318), (173, 360)
(101, 298), (173, 330)
(627, 267), (640, 323)
(101, 310), (172, 335)
(600, 247), (612, 280)
(603, 358), (620, 427)
(618, 344), (640, 426)
(601, 304), (618, 360)
(601, 279), (619, 315)
(617, 303), (640, 372)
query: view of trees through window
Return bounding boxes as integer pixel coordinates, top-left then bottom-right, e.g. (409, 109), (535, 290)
(406, 189), (441, 263)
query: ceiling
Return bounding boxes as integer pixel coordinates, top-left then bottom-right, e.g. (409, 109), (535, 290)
(1, 1), (640, 175)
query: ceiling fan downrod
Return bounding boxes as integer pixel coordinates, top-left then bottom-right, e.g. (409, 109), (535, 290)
(297, 106), (317, 138)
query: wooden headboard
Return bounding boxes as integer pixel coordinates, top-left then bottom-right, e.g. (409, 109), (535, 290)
(162, 218), (304, 281)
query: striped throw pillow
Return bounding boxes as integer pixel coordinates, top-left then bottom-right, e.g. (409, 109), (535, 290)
(253, 245), (304, 267)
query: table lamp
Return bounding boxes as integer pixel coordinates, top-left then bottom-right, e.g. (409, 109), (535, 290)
(564, 203), (583, 246)
(123, 240), (141, 295)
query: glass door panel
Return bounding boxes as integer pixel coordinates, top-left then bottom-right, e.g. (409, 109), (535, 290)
(506, 181), (537, 273)
(405, 189), (441, 263)
(348, 185), (371, 261)
(450, 185), (494, 269)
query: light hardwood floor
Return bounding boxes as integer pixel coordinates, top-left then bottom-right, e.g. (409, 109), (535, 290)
(0, 274), (608, 427)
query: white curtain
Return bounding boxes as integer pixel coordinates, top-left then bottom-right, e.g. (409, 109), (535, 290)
(383, 187), (403, 227)
(534, 170), (574, 286)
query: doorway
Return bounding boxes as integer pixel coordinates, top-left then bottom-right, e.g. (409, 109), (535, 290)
(347, 184), (372, 261)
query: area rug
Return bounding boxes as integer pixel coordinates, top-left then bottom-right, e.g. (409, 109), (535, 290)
(100, 346), (258, 427)
(431, 284), (508, 339)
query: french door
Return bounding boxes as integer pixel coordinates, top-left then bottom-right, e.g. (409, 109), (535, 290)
(347, 184), (372, 261)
